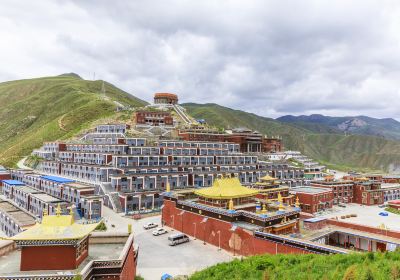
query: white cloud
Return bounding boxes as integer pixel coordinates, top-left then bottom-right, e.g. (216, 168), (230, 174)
(1, 0), (400, 119)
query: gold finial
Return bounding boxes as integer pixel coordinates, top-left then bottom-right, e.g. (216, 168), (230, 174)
(295, 196), (300, 208)
(43, 209), (48, 216)
(228, 199), (234, 210)
(56, 203), (62, 216)
(278, 192), (285, 211)
(166, 181), (171, 192)
(128, 224), (132, 234)
(277, 192), (283, 203)
(69, 205), (74, 216)
(261, 203), (267, 214)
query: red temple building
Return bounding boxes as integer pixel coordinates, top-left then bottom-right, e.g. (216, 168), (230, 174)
(161, 177), (348, 256)
(251, 175), (294, 205)
(178, 127), (283, 153)
(0, 205), (138, 279)
(135, 110), (174, 126)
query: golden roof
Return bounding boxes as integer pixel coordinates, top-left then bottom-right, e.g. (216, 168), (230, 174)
(260, 175), (278, 181)
(355, 177), (369, 181)
(7, 206), (99, 241)
(194, 177), (258, 199)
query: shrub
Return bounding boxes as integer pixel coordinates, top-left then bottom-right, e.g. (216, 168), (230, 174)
(342, 265), (358, 280)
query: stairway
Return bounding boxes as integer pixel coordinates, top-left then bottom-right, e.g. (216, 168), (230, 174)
(173, 104), (194, 125)
(107, 192), (123, 213)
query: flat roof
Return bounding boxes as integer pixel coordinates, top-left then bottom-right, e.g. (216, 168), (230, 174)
(30, 193), (63, 203)
(291, 187), (332, 194)
(16, 186), (42, 194)
(1, 180), (25, 186)
(64, 182), (95, 190)
(0, 201), (36, 226)
(40, 175), (75, 184)
(304, 217), (327, 223)
(0, 201), (20, 212)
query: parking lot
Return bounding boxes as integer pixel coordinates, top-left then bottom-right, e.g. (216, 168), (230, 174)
(102, 208), (234, 280)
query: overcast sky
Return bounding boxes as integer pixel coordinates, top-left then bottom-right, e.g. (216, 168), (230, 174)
(1, 1), (400, 119)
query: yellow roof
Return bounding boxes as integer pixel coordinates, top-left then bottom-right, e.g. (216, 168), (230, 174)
(8, 213), (99, 241)
(194, 177), (258, 199)
(355, 177), (369, 181)
(260, 175), (278, 181)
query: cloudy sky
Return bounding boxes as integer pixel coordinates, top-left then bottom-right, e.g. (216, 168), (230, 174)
(1, 0), (400, 119)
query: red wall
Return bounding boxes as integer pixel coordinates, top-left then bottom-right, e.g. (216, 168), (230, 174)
(327, 219), (400, 239)
(0, 173), (11, 187)
(21, 245), (77, 271)
(162, 200), (309, 256)
(120, 242), (137, 280)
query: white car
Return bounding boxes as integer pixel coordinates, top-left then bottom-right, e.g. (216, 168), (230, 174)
(152, 228), (168, 236)
(143, 222), (158, 230)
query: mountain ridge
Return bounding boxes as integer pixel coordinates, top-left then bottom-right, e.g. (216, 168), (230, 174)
(183, 103), (400, 172)
(277, 114), (400, 140)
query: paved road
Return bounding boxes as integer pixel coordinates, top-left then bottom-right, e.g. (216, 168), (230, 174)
(102, 207), (233, 280)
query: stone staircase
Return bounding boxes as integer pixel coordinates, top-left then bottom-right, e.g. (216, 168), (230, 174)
(107, 192), (123, 213)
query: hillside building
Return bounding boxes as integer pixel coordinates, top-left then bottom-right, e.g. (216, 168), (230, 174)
(0, 166), (11, 190)
(134, 110), (174, 126)
(178, 127), (283, 153)
(0, 199), (36, 237)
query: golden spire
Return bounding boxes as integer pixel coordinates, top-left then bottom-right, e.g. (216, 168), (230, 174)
(277, 192), (283, 203)
(166, 181), (171, 192)
(278, 192), (285, 211)
(43, 209), (48, 216)
(228, 199), (234, 210)
(295, 196), (300, 208)
(56, 203), (62, 217)
(69, 205), (74, 216)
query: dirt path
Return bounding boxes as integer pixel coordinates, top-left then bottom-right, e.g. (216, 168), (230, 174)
(58, 114), (68, 131)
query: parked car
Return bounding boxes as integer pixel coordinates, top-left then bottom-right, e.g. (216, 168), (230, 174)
(153, 228), (168, 236)
(143, 222), (158, 230)
(168, 233), (189, 246)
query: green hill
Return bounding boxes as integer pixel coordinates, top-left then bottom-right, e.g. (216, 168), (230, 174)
(183, 103), (400, 173)
(0, 74), (147, 167)
(190, 251), (400, 280)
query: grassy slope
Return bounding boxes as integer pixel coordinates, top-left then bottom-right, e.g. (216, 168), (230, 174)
(190, 252), (400, 280)
(183, 103), (400, 172)
(0, 75), (147, 167)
